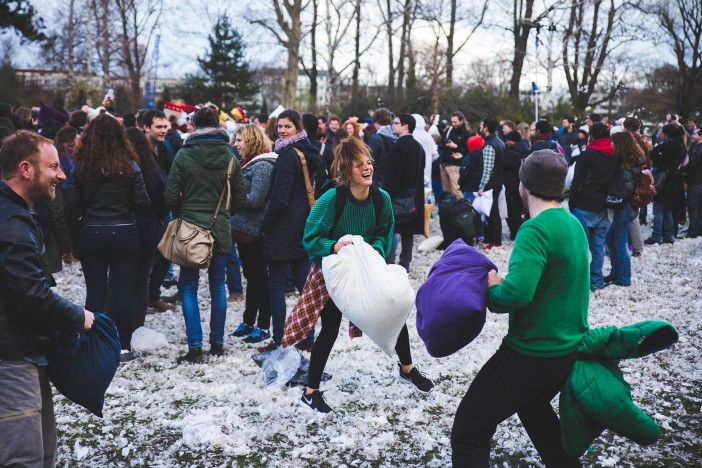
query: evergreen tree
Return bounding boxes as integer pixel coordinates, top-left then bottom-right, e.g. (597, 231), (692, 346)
(198, 14), (257, 108)
(0, 0), (45, 42)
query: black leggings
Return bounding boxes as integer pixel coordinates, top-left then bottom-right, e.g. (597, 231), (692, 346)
(307, 299), (412, 389)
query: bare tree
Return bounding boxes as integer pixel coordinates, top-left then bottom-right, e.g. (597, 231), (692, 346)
(114, 0), (162, 110)
(252, 0), (307, 108)
(644, 0), (702, 118)
(561, 0), (626, 111)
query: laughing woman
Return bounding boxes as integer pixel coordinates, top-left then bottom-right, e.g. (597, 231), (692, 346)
(299, 137), (434, 413)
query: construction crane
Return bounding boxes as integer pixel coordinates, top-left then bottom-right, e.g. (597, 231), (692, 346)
(144, 34), (161, 109)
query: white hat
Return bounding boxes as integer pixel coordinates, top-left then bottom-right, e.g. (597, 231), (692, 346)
(578, 125), (590, 134)
(610, 125), (626, 135)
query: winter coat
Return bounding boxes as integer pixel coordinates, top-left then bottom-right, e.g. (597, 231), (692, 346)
(230, 153), (277, 237)
(440, 125), (470, 166)
(260, 137), (324, 261)
(569, 138), (618, 213)
(368, 125), (398, 185)
(684, 142), (702, 185)
(0, 181), (85, 360)
(383, 134), (426, 236)
(458, 148), (483, 193)
(650, 138), (687, 201)
(503, 140), (528, 193)
(559, 320), (678, 456)
(68, 160), (150, 226)
(164, 127), (246, 254)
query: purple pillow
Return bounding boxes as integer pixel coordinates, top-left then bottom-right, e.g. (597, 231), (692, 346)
(415, 239), (497, 358)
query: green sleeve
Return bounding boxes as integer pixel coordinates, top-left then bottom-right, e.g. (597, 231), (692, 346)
(487, 221), (548, 313)
(368, 190), (395, 258)
(303, 189), (338, 259)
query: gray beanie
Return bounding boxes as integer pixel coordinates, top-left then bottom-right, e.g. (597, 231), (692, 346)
(519, 149), (568, 197)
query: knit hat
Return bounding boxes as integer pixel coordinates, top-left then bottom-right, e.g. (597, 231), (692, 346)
(505, 130), (521, 143)
(519, 149), (568, 197)
(623, 117), (641, 131)
(467, 135), (484, 153)
(578, 124), (589, 134)
(610, 125), (625, 135)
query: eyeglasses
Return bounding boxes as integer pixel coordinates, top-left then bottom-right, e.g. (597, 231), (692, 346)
(392, 121), (402, 126)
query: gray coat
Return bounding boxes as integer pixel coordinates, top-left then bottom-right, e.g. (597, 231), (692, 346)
(230, 153), (278, 237)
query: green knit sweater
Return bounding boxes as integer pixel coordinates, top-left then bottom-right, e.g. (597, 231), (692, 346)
(487, 208), (590, 357)
(303, 187), (395, 265)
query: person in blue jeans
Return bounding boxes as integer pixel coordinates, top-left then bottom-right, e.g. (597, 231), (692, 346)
(67, 115), (150, 358)
(164, 108), (247, 363)
(568, 122), (618, 291)
(605, 131), (649, 287)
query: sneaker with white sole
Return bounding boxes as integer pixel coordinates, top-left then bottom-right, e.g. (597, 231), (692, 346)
(230, 323), (254, 338)
(243, 327), (270, 344)
(398, 364), (434, 393)
(301, 389), (333, 413)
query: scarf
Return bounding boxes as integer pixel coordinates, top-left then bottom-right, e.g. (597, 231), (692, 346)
(274, 129), (308, 153)
(587, 138), (615, 156)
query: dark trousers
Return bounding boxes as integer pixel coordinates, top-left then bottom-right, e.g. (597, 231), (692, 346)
(484, 186), (503, 245)
(133, 254), (155, 329)
(238, 238), (271, 329)
(451, 345), (581, 467)
(307, 299), (413, 389)
(79, 224), (140, 351)
(268, 256), (311, 344)
(386, 233), (414, 271)
(148, 252), (171, 302)
(505, 185), (523, 240)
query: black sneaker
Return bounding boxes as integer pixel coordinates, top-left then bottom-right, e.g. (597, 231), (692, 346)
(644, 237), (661, 245)
(398, 364), (434, 393)
(230, 323), (255, 338)
(177, 347), (207, 364)
(603, 274), (616, 283)
(210, 344), (225, 357)
(301, 389), (333, 413)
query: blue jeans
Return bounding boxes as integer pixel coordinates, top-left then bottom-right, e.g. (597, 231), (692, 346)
(268, 257), (311, 344)
(386, 233), (414, 271)
(79, 224), (140, 350)
(226, 242), (243, 294)
(652, 198), (674, 242)
(178, 252), (227, 349)
(572, 209), (608, 289)
(606, 204), (632, 286)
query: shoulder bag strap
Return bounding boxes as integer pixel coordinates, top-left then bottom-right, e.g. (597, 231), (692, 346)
(209, 158), (234, 229)
(294, 147), (316, 208)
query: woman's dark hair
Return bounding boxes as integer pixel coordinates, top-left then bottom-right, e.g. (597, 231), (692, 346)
(126, 127), (163, 193)
(54, 126), (78, 153)
(661, 123), (684, 139)
(40, 119), (64, 140)
(191, 107), (220, 129)
(0, 127), (13, 146)
(611, 132), (644, 168)
(123, 113), (137, 128)
(332, 127), (349, 148)
(277, 109), (303, 131)
(590, 122), (610, 140)
(302, 113), (319, 138)
(73, 114), (138, 179)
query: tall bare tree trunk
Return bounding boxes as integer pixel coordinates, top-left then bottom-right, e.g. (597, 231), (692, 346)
(445, 0), (456, 86)
(386, 0), (395, 95)
(396, 0), (411, 94)
(351, 0), (362, 102)
(508, 0), (535, 100)
(309, 0), (319, 112)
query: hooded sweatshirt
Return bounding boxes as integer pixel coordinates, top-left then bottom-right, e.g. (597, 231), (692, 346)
(569, 138), (618, 213)
(412, 114), (439, 188)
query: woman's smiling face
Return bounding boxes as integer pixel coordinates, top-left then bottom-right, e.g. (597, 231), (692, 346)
(350, 156), (373, 187)
(277, 118), (297, 139)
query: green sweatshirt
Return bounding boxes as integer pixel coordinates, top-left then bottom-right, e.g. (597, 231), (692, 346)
(303, 187), (395, 265)
(487, 207), (590, 357)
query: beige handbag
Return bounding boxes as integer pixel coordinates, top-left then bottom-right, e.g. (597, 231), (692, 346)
(158, 159), (234, 269)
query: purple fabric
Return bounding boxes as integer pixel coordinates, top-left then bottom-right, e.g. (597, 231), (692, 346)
(39, 102), (69, 125)
(415, 239), (498, 357)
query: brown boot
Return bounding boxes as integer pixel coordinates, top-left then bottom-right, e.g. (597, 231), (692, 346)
(148, 299), (175, 312)
(162, 293), (180, 305)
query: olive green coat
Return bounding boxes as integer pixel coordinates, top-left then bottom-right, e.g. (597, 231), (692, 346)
(165, 127), (246, 254)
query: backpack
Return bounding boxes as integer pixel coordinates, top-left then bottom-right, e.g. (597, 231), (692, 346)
(438, 192), (481, 247)
(316, 181), (387, 235)
(630, 171), (653, 209)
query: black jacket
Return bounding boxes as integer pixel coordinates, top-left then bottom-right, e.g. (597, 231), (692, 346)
(261, 138), (324, 261)
(651, 139), (688, 200)
(503, 140), (529, 192)
(0, 181), (84, 360)
(483, 133), (505, 192)
(458, 148), (484, 193)
(383, 134), (426, 236)
(67, 161), (150, 226)
(685, 143), (702, 185)
(569, 140), (618, 213)
(440, 126), (470, 166)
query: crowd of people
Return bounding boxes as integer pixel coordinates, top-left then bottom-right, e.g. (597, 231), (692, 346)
(0, 94), (699, 465)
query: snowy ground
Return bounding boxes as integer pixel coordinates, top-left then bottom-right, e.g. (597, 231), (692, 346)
(52, 210), (702, 467)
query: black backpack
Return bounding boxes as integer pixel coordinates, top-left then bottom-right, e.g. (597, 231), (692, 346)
(438, 192), (481, 248)
(316, 181), (387, 235)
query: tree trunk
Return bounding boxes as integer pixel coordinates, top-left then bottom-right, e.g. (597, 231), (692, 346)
(396, 0), (411, 94)
(508, 0), (534, 100)
(351, 0), (362, 102)
(309, 0), (319, 112)
(386, 0), (395, 94)
(446, 0), (456, 86)
(281, 0), (303, 108)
